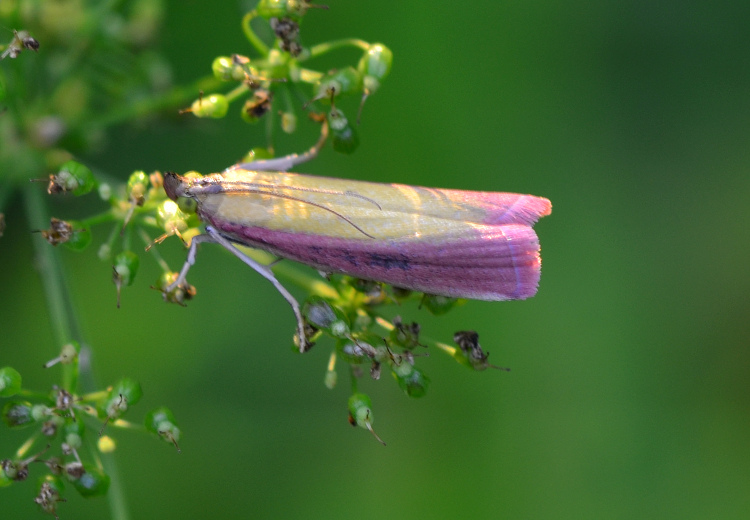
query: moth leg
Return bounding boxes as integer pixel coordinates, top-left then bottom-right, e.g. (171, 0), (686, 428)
(167, 233), (216, 291)
(204, 227), (310, 353)
(228, 119), (328, 173)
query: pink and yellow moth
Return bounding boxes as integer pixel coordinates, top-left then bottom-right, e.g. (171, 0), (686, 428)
(164, 154), (551, 351)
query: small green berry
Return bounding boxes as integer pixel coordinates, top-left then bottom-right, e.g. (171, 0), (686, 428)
(188, 93), (229, 118)
(2, 401), (34, 428)
(47, 160), (96, 196)
(347, 393), (385, 445)
(314, 67), (362, 102)
(391, 362), (430, 398)
(212, 56), (235, 81)
(145, 407), (181, 452)
(156, 200), (189, 234)
(103, 378), (142, 419)
(302, 296), (350, 338)
(69, 464), (110, 497)
(0, 367), (22, 397)
(126, 170), (150, 204)
(358, 43), (393, 94)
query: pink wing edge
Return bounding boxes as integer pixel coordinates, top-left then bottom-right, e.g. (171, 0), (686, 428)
(205, 191), (551, 301)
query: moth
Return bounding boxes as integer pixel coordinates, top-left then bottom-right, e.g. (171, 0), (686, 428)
(164, 152), (551, 351)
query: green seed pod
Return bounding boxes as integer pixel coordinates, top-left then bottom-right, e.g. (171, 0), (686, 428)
(126, 170), (149, 204)
(44, 341), (80, 369)
(188, 93), (229, 118)
(302, 296), (350, 338)
(348, 393), (373, 428)
(347, 393), (386, 445)
(144, 407), (181, 452)
(156, 200), (189, 234)
(61, 220), (92, 252)
(389, 316), (422, 349)
(257, 0), (315, 21)
(156, 272), (196, 306)
(452, 330), (508, 371)
(391, 362), (430, 398)
(211, 56), (235, 81)
(332, 124), (359, 154)
(358, 43), (393, 94)
(314, 67), (362, 102)
(0, 367), (22, 397)
(421, 294), (461, 315)
(47, 160), (96, 196)
(328, 109), (358, 154)
(69, 465), (110, 497)
(113, 251), (140, 287)
(229, 54), (259, 82)
(1, 459), (26, 482)
(335, 335), (380, 364)
(31, 404), (51, 422)
(62, 418), (85, 449)
(103, 378), (142, 419)
(2, 401), (34, 428)
(240, 89), (273, 124)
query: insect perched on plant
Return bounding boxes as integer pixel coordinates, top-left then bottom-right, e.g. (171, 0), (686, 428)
(163, 129), (551, 351)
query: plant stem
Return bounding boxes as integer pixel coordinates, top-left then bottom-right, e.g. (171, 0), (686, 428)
(101, 451), (130, 520)
(22, 185), (75, 379)
(308, 38), (369, 58)
(90, 75), (223, 128)
(22, 184), (132, 520)
(242, 10), (270, 56)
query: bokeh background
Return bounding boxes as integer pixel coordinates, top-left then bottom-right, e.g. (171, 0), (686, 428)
(2, 1), (750, 518)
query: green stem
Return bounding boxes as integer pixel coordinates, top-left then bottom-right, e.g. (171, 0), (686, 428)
(225, 83), (250, 103)
(308, 38), (369, 59)
(242, 10), (270, 56)
(23, 185), (132, 520)
(22, 185), (75, 386)
(100, 451), (129, 520)
(89, 75), (222, 128)
(81, 209), (117, 228)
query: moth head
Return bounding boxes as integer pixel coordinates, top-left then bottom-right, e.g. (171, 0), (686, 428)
(163, 172), (188, 201)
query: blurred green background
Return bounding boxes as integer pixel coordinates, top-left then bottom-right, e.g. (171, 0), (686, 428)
(2, 1), (750, 518)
